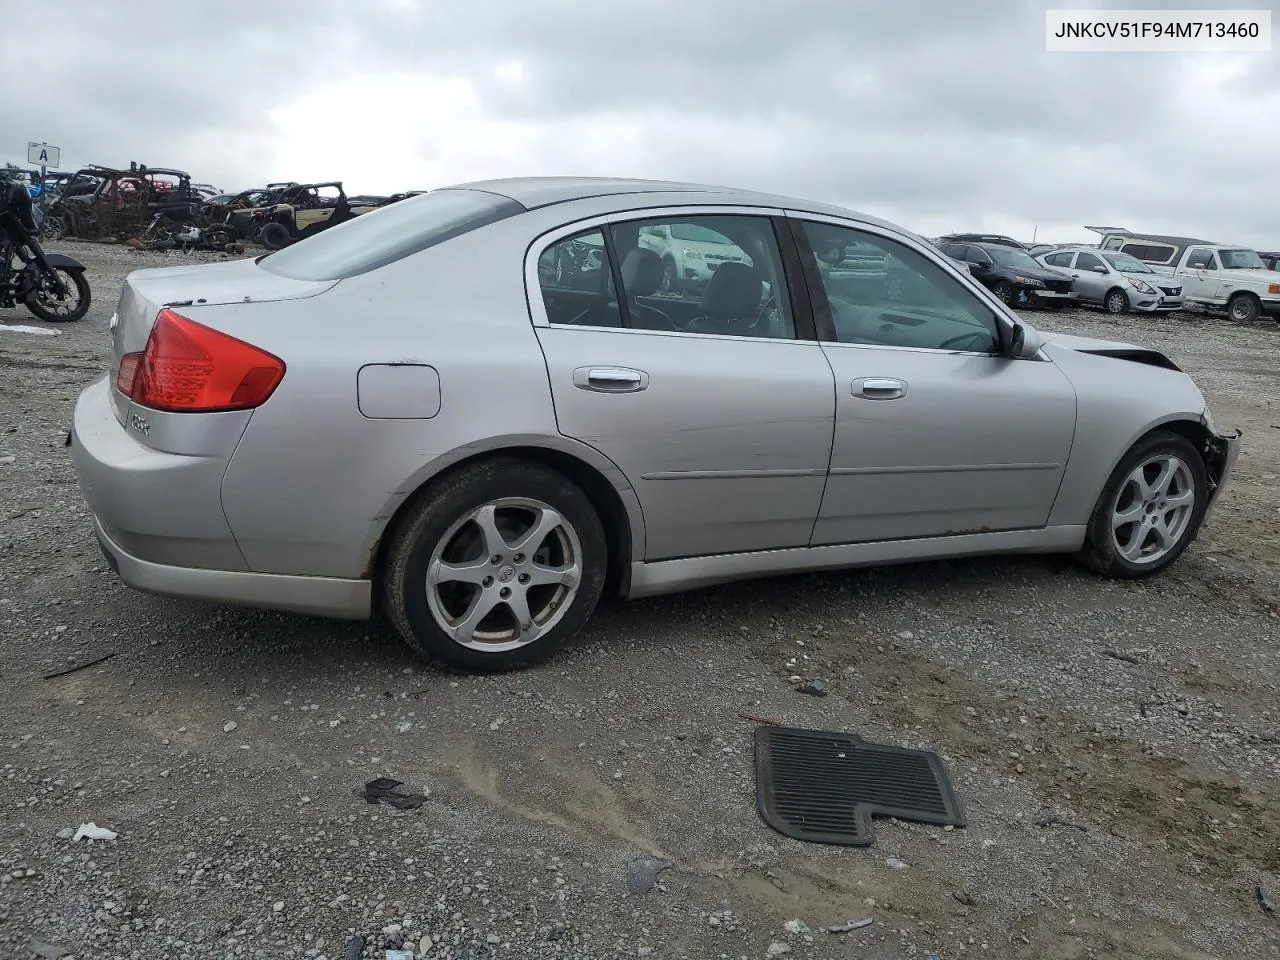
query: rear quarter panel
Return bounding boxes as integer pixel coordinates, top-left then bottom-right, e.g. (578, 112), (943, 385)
(207, 223), (571, 578)
(1044, 344), (1209, 526)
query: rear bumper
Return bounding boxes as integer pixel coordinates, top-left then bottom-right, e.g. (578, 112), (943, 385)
(71, 374), (371, 620)
(92, 517), (371, 619)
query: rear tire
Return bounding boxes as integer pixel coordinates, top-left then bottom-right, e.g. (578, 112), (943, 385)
(382, 458), (608, 672)
(25, 267), (91, 323)
(1075, 430), (1208, 579)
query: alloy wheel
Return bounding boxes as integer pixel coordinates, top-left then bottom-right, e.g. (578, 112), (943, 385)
(425, 498), (582, 652)
(1110, 454), (1196, 565)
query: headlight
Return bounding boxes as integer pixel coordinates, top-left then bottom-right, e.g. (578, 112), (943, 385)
(1129, 279), (1154, 294)
(1014, 276), (1045, 288)
(681, 247), (703, 260)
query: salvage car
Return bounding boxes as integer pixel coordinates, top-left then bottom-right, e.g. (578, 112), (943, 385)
(254, 181), (377, 249)
(70, 177), (1240, 672)
(44, 164), (197, 242)
(1038, 246), (1185, 314)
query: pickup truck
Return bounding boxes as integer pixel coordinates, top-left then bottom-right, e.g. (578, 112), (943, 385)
(1089, 227), (1280, 323)
(1147, 244), (1280, 323)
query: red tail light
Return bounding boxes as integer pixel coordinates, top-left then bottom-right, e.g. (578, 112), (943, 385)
(116, 308), (286, 413)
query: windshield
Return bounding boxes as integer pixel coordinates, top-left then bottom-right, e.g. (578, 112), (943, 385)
(670, 223), (732, 244)
(259, 189), (524, 281)
(1102, 252), (1153, 273)
(1219, 248), (1266, 269)
(987, 246), (1042, 270)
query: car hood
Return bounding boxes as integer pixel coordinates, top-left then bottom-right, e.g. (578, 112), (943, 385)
(1041, 331), (1141, 351)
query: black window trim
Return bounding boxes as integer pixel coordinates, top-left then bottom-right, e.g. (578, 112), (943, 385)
(600, 226), (633, 330)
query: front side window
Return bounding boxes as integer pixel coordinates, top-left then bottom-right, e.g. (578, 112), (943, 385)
(1186, 248), (1217, 270)
(1075, 252), (1105, 272)
(798, 221), (1001, 354)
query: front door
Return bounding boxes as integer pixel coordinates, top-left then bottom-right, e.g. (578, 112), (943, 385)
(1180, 247), (1222, 301)
(530, 211), (835, 561)
(788, 216), (1078, 545)
(1069, 250), (1111, 304)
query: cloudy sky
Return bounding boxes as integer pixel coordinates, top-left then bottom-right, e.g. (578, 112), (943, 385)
(2, 0), (1276, 246)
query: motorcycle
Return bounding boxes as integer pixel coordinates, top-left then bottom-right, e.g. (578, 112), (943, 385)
(0, 177), (91, 323)
(129, 202), (212, 251)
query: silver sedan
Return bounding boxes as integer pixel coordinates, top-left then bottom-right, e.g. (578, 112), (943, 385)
(70, 178), (1241, 671)
(1038, 246), (1185, 314)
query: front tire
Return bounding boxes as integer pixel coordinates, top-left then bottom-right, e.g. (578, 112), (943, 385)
(25, 267), (91, 323)
(259, 222), (292, 250)
(1104, 288), (1129, 314)
(1075, 430), (1208, 578)
(992, 280), (1013, 304)
(382, 458), (608, 672)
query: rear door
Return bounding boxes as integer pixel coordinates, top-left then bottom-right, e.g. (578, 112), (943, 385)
(787, 215), (1078, 545)
(528, 207), (836, 561)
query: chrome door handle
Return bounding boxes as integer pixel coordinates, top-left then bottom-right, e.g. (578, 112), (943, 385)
(573, 366), (649, 393)
(852, 377), (906, 400)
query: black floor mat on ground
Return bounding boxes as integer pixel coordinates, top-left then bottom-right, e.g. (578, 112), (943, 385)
(754, 725), (966, 846)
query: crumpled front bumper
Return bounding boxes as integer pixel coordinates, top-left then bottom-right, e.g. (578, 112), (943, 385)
(1204, 427), (1242, 518)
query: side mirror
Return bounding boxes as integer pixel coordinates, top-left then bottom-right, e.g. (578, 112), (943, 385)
(1092, 265), (1108, 273)
(1007, 321), (1043, 359)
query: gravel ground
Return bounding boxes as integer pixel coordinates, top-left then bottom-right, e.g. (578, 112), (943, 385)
(2, 242), (1278, 960)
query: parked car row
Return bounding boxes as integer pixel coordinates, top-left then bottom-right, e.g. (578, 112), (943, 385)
(920, 227), (1280, 323)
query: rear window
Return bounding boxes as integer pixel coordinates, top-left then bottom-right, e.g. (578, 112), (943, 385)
(259, 188), (524, 281)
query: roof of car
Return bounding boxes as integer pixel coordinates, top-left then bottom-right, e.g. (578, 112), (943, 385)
(436, 176), (890, 226)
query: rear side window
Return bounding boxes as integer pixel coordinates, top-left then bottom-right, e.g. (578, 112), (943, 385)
(1119, 242), (1176, 264)
(259, 189), (524, 281)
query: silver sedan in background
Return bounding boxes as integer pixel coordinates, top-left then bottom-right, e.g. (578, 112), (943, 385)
(1038, 245), (1185, 314)
(71, 178), (1239, 672)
